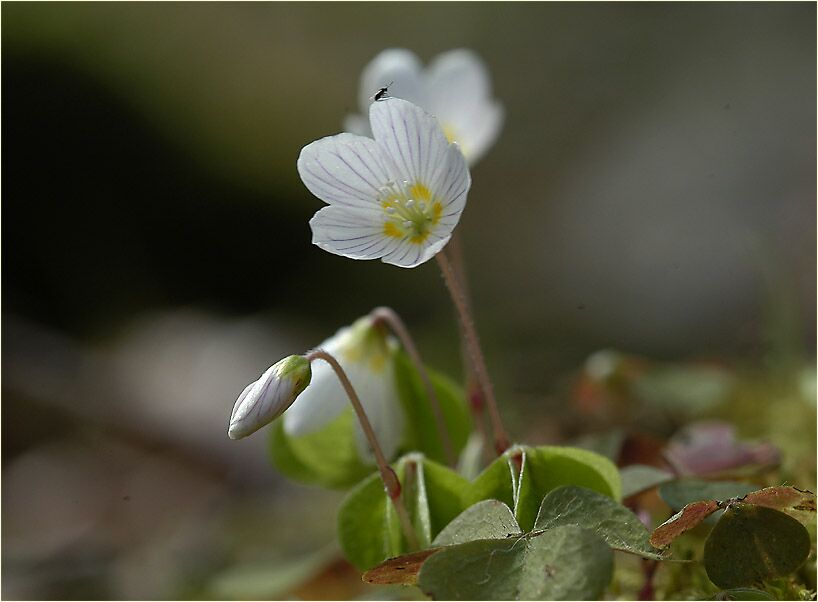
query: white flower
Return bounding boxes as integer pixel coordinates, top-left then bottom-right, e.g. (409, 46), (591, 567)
(344, 48), (504, 166)
(283, 316), (404, 461)
(298, 98), (470, 268)
(228, 355), (312, 440)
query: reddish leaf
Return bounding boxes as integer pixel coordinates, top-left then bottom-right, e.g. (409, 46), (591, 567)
(650, 499), (719, 548)
(741, 487), (816, 522)
(362, 548), (441, 585)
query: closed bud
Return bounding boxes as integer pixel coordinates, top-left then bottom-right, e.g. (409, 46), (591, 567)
(228, 355), (312, 440)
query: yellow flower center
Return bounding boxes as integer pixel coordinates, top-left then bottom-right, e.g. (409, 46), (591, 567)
(380, 181), (443, 244)
(338, 317), (394, 372)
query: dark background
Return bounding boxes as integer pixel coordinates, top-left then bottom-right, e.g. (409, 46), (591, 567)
(3, 3), (815, 599)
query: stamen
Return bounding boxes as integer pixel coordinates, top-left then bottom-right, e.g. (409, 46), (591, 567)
(403, 220), (413, 228)
(405, 199), (415, 209)
(386, 207), (396, 214)
(418, 201), (426, 211)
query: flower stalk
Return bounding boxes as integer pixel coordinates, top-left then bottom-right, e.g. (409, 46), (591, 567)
(435, 249), (510, 455)
(369, 306), (457, 467)
(305, 348), (419, 550)
(447, 231), (494, 463)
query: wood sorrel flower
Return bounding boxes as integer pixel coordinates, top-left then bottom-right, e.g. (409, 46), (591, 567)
(344, 48), (504, 166)
(298, 98), (470, 268)
(228, 355), (312, 440)
(283, 316), (404, 461)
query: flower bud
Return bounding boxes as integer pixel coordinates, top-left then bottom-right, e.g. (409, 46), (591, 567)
(228, 355), (312, 440)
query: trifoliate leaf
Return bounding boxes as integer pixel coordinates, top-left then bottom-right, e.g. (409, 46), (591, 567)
(337, 454), (469, 570)
(418, 525), (614, 601)
(432, 500), (521, 546)
(703, 503), (811, 588)
(337, 468), (402, 571)
(402, 454), (433, 548)
(422, 457), (471, 536)
(534, 485), (664, 559)
(464, 452), (518, 510)
(515, 445), (621, 531)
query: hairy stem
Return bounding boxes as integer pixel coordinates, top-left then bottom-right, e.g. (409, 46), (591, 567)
(447, 233), (491, 461)
(369, 307), (457, 466)
(435, 250), (510, 455)
(306, 349), (419, 550)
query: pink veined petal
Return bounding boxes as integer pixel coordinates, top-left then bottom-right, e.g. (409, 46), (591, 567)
(298, 133), (391, 211)
(229, 367), (290, 439)
(380, 238), (417, 269)
(428, 143), (471, 219)
(418, 235), (452, 264)
(310, 205), (401, 261)
(369, 98), (451, 190)
(379, 231), (451, 269)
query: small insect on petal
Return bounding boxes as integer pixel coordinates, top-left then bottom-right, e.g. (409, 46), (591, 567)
(373, 80), (394, 102)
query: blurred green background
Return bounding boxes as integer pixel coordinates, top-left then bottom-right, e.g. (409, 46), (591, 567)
(3, 3), (815, 599)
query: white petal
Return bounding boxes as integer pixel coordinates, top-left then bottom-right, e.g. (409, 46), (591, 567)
(441, 100), (504, 166)
(429, 143), (471, 219)
(424, 49), (502, 165)
(310, 205), (401, 261)
(228, 366), (291, 439)
(282, 358), (348, 435)
(381, 232), (452, 269)
(358, 48), (426, 112)
(283, 339), (402, 462)
(297, 133), (391, 210)
(283, 328), (351, 435)
(425, 49), (493, 120)
(369, 98), (451, 189)
(351, 359), (404, 461)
